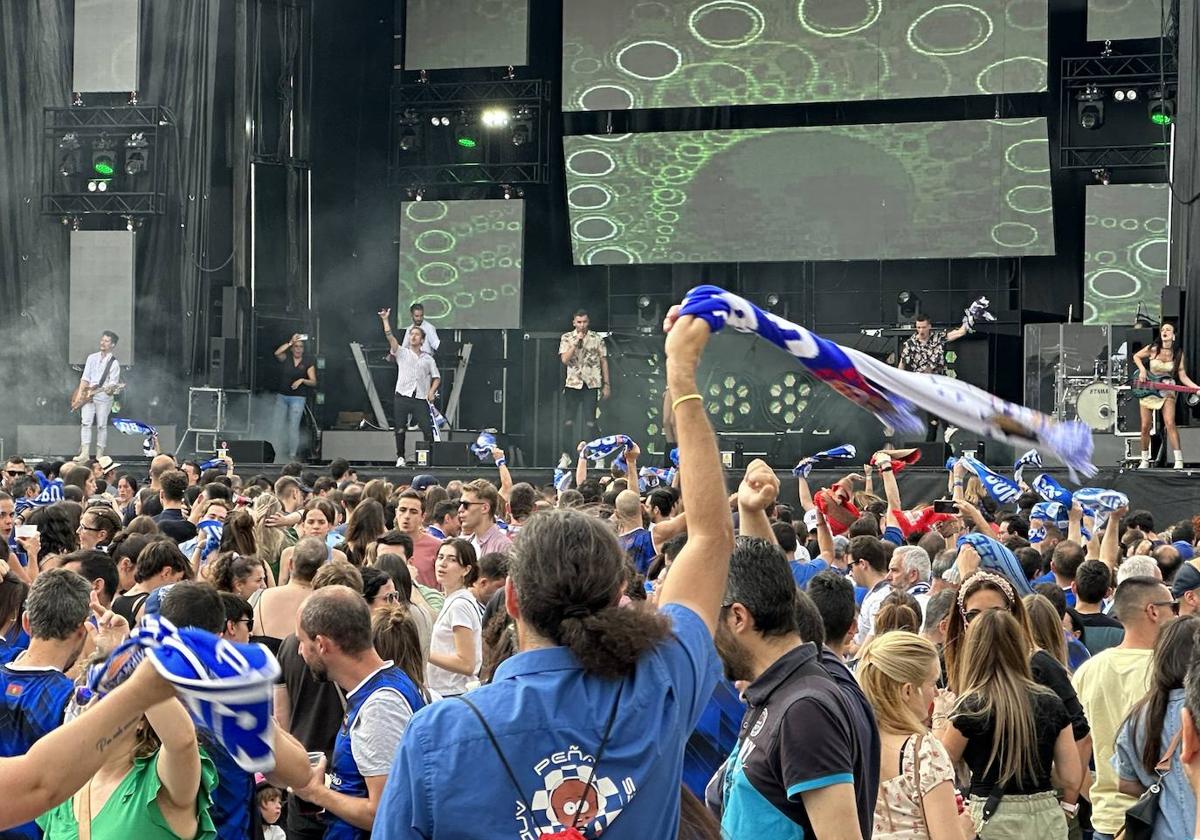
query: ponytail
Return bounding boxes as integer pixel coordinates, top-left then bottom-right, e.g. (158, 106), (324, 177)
(557, 606), (670, 679)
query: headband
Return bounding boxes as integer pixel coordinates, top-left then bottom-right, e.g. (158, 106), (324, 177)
(956, 569), (1017, 614)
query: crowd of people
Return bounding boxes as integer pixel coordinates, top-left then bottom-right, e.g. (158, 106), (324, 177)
(7, 309), (1200, 839)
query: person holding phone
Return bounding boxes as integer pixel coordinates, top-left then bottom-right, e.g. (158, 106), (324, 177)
(274, 333), (317, 460)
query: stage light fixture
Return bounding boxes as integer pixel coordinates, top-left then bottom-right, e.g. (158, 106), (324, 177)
(897, 290), (921, 321)
(57, 133), (81, 178)
(1148, 89), (1175, 126)
(1076, 85), (1104, 130)
(511, 106), (533, 147)
(481, 107), (510, 128)
(501, 184), (523, 200)
(706, 374), (754, 428)
(768, 374), (811, 427)
(637, 295), (651, 310)
(455, 112), (478, 149)
(124, 132), (148, 175)
(92, 137), (116, 177)
(398, 108), (421, 152)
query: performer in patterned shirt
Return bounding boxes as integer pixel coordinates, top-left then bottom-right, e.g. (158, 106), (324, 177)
(558, 309), (610, 443)
(897, 313), (967, 441)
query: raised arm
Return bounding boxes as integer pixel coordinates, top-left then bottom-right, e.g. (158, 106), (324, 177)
(815, 507), (835, 564)
(378, 309), (400, 354)
(946, 324), (968, 343)
(575, 442), (589, 488)
(147, 698), (201, 809)
(1099, 506), (1126, 574)
(274, 334), (300, 362)
(1067, 500), (1084, 545)
(657, 309), (734, 635)
(491, 447), (512, 502)
(797, 475), (815, 511)
(736, 460), (779, 544)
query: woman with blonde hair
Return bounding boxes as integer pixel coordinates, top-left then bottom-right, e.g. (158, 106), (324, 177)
(1023, 594), (1069, 672)
(938, 609), (1081, 838)
(857, 631), (972, 839)
(250, 493), (287, 580)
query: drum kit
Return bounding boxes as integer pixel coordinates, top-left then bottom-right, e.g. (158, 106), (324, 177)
(1057, 352), (1130, 434)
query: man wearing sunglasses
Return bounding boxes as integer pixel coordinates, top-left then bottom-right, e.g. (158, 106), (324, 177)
(459, 479), (511, 559)
(1072, 576), (1177, 839)
(2, 459), (27, 492)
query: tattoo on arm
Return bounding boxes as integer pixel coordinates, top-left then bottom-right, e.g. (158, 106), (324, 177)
(94, 716), (139, 755)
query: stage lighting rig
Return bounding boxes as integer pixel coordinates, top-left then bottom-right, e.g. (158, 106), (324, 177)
(1076, 85), (1104, 130)
(1148, 88), (1175, 126)
(92, 136), (117, 179)
(481, 106), (510, 128)
(455, 112), (478, 149)
(56, 133), (81, 178)
(124, 132), (148, 175)
(398, 108), (421, 152)
(897, 290), (921, 322)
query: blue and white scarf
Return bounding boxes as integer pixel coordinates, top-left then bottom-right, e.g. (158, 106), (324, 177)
(470, 431), (497, 461)
(957, 533), (1032, 596)
(962, 296), (996, 333)
(583, 435), (635, 472)
(957, 455), (1022, 505)
(677, 286), (1096, 479)
(638, 466), (677, 493)
(1013, 449), (1042, 487)
(553, 467), (573, 493)
(429, 404), (449, 443)
(77, 616), (280, 772)
(179, 519), (224, 568)
(1033, 474), (1073, 506)
(112, 417), (159, 457)
(793, 444), (857, 478)
(669, 448), (679, 468)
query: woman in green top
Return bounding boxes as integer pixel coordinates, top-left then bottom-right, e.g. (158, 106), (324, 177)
(38, 695), (216, 840)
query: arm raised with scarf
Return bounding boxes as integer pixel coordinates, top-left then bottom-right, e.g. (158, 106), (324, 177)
(876, 454), (904, 531)
(1067, 500), (1083, 545)
(1099, 505), (1126, 573)
(657, 307), (734, 636)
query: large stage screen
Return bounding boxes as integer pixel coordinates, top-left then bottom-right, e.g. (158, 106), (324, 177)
(564, 118), (1055, 264)
(405, 0), (528, 70)
(1083, 184), (1169, 325)
(563, 0), (1048, 111)
(1087, 0), (1165, 41)
(399, 199), (524, 329)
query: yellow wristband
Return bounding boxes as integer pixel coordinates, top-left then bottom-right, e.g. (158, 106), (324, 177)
(672, 393), (703, 411)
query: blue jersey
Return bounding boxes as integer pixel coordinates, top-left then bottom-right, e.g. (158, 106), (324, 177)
(0, 664), (74, 840)
(683, 678), (745, 798)
(619, 528), (656, 575)
(373, 603), (719, 840)
(200, 733), (255, 840)
(327, 666), (426, 840)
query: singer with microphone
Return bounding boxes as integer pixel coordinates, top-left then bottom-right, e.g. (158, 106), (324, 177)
(559, 309), (609, 443)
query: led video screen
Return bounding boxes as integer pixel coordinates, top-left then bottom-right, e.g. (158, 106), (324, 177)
(563, 0), (1048, 111)
(1087, 0), (1165, 41)
(399, 200), (524, 329)
(405, 0), (529, 70)
(565, 118), (1055, 264)
(1083, 184), (1169, 325)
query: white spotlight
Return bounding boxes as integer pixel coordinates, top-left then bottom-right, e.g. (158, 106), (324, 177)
(481, 107), (510, 128)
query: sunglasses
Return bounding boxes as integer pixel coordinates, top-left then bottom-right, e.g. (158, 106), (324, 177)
(1150, 600), (1181, 616)
(4, 470), (23, 477)
(458, 500), (485, 509)
(77, 523), (104, 533)
(237, 617), (255, 632)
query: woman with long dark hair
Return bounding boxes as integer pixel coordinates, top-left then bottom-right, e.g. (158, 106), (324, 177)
(940, 610), (1081, 838)
(424, 538), (481, 698)
(1115, 614), (1200, 839)
(1134, 321), (1199, 469)
(337, 499), (386, 566)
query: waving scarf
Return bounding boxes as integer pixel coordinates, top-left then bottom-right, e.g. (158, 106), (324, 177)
(1033, 474), (1073, 506)
(957, 533), (1032, 596)
(963, 296), (996, 333)
(1013, 449), (1042, 487)
(471, 431), (497, 461)
(677, 286), (1095, 479)
(429, 404), (449, 443)
(639, 466), (676, 493)
(112, 417), (160, 456)
(958, 455), (1022, 505)
(77, 616), (280, 772)
(793, 444), (857, 478)
(583, 435), (635, 472)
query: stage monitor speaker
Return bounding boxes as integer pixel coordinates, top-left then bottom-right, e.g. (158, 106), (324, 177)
(69, 231), (135, 366)
(430, 441), (474, 467)
(220, 286), (249, 340)
(1162, 286), (1185, 321)
(225, 439), (275, 464)
(900, 441), (949, 465)
(208, 337), (240, 389)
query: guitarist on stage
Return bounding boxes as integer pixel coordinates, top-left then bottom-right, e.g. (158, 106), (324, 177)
(73, 330), (122, 462)
(1133, 321), (1199, 469)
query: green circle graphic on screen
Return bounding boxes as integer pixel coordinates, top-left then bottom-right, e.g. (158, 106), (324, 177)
(399, 200), (524, 329)
(1083, 184), (1169, 326)
(563, 0), (1047, 110)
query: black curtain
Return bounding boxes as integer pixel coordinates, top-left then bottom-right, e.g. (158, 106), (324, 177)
(137, 0), (223, 388)
(1173, 0), (1200, 366)
(0, 1), (74, 420)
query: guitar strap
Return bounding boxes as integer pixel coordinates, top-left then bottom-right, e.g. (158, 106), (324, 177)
(95, 355), (118, 394)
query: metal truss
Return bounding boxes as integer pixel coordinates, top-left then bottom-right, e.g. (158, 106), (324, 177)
(1060, 145), (1170, 170)
(391, 79), (548, 108)
(42, 192), (165, 215)
(392, 163), (549, 187)
(1062, 53), (1178, 87)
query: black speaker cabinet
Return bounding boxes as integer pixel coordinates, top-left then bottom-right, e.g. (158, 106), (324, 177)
(225, 439), (275, 464)
(208, 337), (241, 389)
(430, 441), (474, 467)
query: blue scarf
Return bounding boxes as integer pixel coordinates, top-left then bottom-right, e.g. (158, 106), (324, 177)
(77, 616), (280, 772)
(470, 431), (497, 461)
(677, 286), (1095, 479)
(957, 533), (1032, 595)
(793, 444), (857, 478)
(112, 417), (159, 456)
(583, 435), (635, 472)
(1033, 473), (1073, 506)
(1013, 449), (1042, 487)
(957, 455), (1022, 505)
(639, 466), (676, 493)
(429, 404), (449, 443)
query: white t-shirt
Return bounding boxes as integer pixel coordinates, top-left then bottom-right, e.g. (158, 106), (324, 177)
(425, 588), (482, 697)
(855, 579), (893, 645)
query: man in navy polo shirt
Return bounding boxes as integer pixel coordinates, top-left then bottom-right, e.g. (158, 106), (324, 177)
(0, 569), (91, 840)
(373, 305), (734, 838)
(708, 537), (870, 839)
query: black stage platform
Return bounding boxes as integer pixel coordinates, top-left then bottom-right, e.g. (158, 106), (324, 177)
(120, 461), (1200, 526)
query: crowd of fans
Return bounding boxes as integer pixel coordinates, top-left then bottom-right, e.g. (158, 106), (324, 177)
(8, 314), (1200, 839)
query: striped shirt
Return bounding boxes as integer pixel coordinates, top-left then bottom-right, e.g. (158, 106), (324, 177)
(392, 346), (439, 398)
